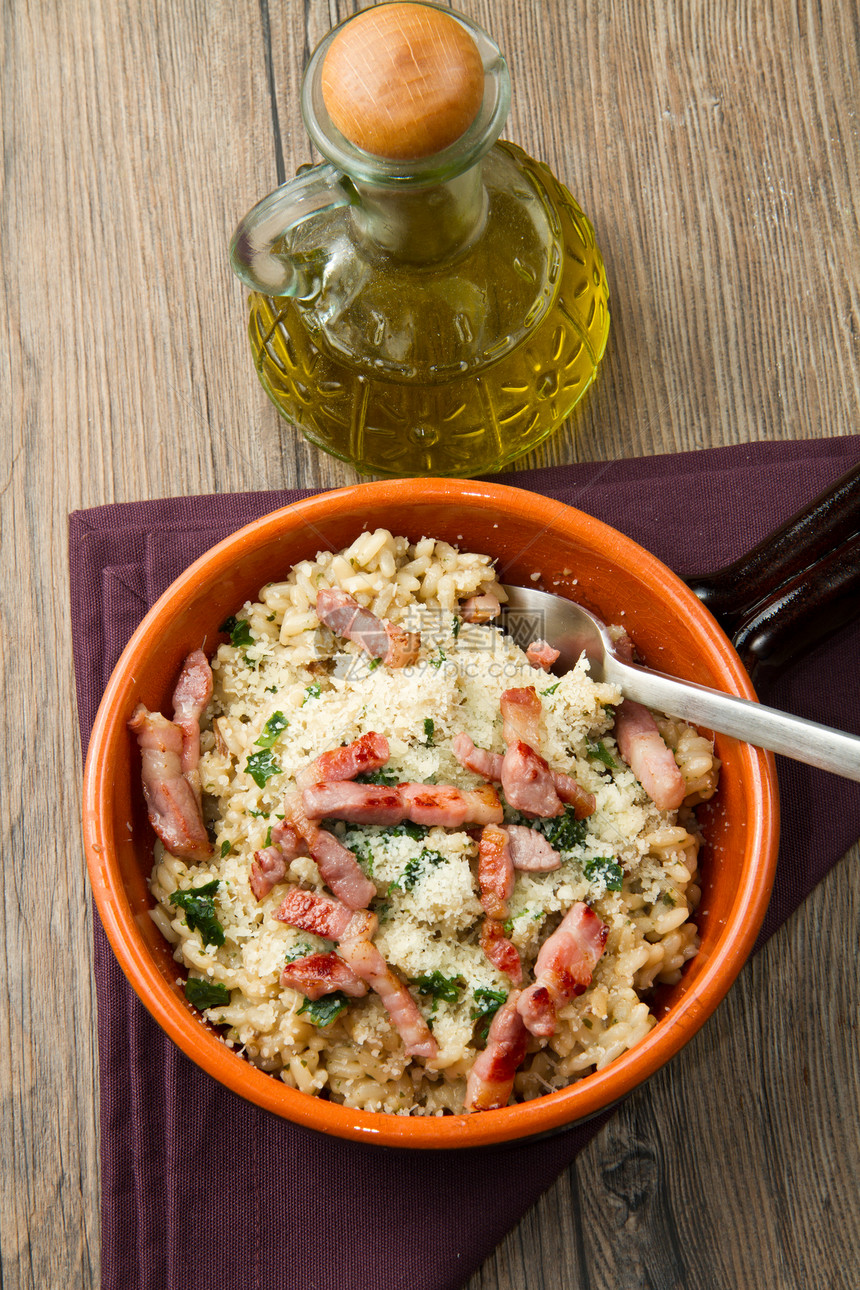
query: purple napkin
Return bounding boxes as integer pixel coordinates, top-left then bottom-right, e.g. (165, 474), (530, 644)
(70, 437), (860, 1290)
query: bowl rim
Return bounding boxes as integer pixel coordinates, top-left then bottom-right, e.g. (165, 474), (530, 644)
(82, 477), (780, 1149)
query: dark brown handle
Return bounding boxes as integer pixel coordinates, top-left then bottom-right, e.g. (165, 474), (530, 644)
(685, 456), (860, 628)
(732, 531), (860, 679)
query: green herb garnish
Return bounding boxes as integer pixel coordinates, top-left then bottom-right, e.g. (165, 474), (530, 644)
(298, 992), (349, 1027)
(451, 616), (462, 638)
(414, 972), (462, 1004)
(284, 942), (313, 964)
(220, 616), (255, 648)
(169, 881), (225, 947)
(429, 647), (446, 669)
(390, 848), (446, 893)
(423, 717), (435, 745)
(385, 821), (429, 842)
(368, 657), (382, 671)
(587, 740), (616, 768)
(584, 857), (623, 891)
(245, 748), (282, 788)
(540, 807), (588, 851)
(303, 683), (322, 703)
(540, 681), (561, 696)
(356, 767), (399, 786)
(471, 986), (508, 1041)
(219, 840), (231, 859)
(184, 978), (230, 1010)
(255, 710), (289, 748)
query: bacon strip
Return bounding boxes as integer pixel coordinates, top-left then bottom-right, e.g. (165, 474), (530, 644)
(296, 732), (390, 790)
(336, 937), (438, 1060)
(525, 640), (560, 671)
(316, 589), (419, 667)
(300, 781), (404, 826)
(284, 794), (376, 909)
(250, 820), (307, 899)
(517, 903), (608, 1037)
(478, 824), (515, 919)
(480, 919), (522, 983)
(452, 732), (503, 781)
(464, 993), (529, 1112)
(128, 705), (212, 861)
(500, 687), (543, 747)
(506, 824), (560, 872)
(275, 887), (377, 942)
(501, 741), (564, 818)
(400, 782), (503, 827)
(611, 633), (686, 811)
(171, 649), (213, 798)
(614, 702), (686, 811)
(459, 593), (501, 623)
(281, 951), (367, 1000)
(301, 780), (503, 828)
(453, 733), (595, 819)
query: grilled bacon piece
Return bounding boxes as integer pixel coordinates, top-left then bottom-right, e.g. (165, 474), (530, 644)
(517, 902), (608, 1037)
(129, 705), (212, 862)
(316, 589), (419, 667)
(296, 732), (390, 790)
(464, 993), (529, 1112)
(300, 780), (504, 829)
(612, 633), (686, 811)
(281, 951), (367, 1000)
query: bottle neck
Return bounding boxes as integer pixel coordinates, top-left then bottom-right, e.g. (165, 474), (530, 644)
(351, 162), (488, 263)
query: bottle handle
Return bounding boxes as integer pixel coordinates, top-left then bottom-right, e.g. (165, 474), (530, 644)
(229, 162), (357, 296)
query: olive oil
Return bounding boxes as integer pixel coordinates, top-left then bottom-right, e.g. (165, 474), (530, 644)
(246, 144), (609, 477)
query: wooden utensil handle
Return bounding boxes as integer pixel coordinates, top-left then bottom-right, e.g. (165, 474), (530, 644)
(685, 457), (860, 625)
(732, 530), (860, 679)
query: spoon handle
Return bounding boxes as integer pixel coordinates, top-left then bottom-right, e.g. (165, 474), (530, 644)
(610, 659), (860, 781)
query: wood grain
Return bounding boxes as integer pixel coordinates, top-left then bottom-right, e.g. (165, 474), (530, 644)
(1, 0), (857, 1285)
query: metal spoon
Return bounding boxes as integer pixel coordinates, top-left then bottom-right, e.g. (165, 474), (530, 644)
(500, 584), (860, 782)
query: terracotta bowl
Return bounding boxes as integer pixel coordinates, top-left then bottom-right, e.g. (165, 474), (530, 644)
(82, 478), (779, 1148)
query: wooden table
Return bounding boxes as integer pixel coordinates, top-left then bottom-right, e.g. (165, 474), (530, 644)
(3, 1), (858, 1285)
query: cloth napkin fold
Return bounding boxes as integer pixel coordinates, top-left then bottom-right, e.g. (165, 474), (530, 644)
(70, 436), (860, 1290)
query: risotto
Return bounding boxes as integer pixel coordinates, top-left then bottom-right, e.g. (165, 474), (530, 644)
(142, 530), (719, 1115)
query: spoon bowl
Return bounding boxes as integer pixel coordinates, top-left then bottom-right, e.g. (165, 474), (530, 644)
(501, 583), (860, 782)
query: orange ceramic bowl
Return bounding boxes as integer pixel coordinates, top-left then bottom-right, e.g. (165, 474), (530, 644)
(82, 478), (779, 1148)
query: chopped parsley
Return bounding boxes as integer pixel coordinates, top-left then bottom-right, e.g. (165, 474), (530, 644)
(169, 881), (225, 947)
(356, 767), (399, 786)
(471, 986), (508, 1041)
(220, 616), (255, 649)
(298, 992), (349, 1027)
(587, 740), (616, 768)
(584, 857), (623, 891)
(219, 840), (231, 858)
(451, 616), (462, 638)
(245, 748), (282, 787)
(254, 711), (289, 748)
(385, 820), (429, 842)
(390, 847), (446, 893)
(350, 841), (374, 876)
(368, 657), (382, 671)
(429, 647), (446, 669)
(284, 942), (314, 964)
(661, 891), (677, 907)
(414, 971), (463, 1004)
(423, 717), (435, 745)
(184, 978), (230, 1010)
(539, 807), (588, 851)
(302, 683), (322, 703)
(540, 681), (561, 696)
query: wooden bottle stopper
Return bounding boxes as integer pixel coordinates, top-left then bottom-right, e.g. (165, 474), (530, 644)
(321, 3), (485, 160)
